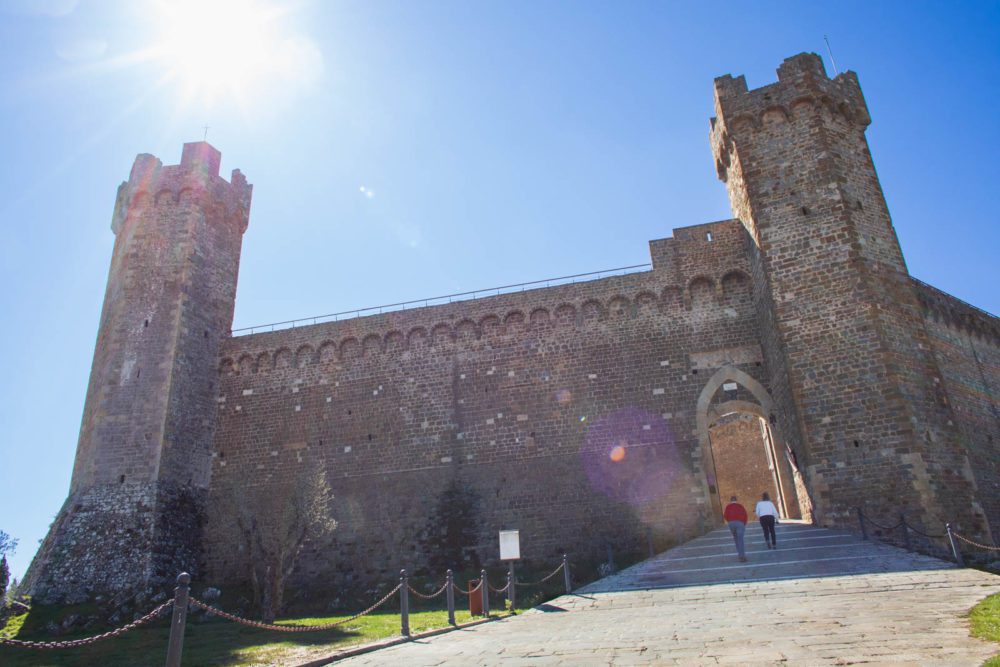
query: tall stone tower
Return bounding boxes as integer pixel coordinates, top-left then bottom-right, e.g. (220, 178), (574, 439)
(710, 54), (989, 536)
(26, 143), (252, 601)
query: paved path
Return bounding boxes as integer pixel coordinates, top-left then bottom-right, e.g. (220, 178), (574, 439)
(333, 522), (1000, 665)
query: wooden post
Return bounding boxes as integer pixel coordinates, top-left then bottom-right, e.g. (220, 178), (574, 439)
(446, 569), (456, 625)
(563, 554), (571, 593)
(480, 569), (489, 617)
(164, 572), (190, 667)
(857, 508), (868, 540)
(400, 569), (410, 637)
(946, 523), (965, 567)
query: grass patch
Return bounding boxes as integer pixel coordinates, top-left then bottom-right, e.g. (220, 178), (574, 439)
(0, 611), (28, 639)
(0, 607), (476, 666)
(0, 553), (624, 666)
(971, 593), (1000, 667)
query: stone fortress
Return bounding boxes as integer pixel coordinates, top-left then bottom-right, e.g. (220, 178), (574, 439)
(25, 53), (999, 602)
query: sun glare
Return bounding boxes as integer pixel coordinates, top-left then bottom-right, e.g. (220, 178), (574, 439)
(151, 0), (319, 109)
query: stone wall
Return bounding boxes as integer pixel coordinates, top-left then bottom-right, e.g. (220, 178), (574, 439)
(917, 281), (1000, 539)
(204, 220), (770, 589)
(26, 483), (207, 604)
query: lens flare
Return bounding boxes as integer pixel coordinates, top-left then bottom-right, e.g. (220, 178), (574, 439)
(581, 407), (681, 505)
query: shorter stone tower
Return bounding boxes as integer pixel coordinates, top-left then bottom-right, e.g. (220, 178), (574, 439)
(26, 143), (251, 602)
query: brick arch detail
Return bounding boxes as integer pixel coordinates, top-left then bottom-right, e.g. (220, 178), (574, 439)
(708, 399), (766, 425)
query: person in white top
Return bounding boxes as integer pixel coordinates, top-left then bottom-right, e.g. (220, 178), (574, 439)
(755, 492), (780, 549)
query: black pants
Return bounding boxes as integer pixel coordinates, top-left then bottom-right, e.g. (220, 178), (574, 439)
(760, 515), (777, 546)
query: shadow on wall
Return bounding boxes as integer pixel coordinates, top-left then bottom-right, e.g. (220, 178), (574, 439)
(270, 462), (704, 610)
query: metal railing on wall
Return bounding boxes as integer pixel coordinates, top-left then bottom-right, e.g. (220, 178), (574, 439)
(909, 275), (998, 321)
(0, 556), (573, 666)
(231, 264), (652, 335)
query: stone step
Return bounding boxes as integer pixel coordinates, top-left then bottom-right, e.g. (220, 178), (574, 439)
(579, 522), (956, 594)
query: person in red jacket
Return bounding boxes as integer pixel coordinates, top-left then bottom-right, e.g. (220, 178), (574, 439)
(723, 496), (749, 562)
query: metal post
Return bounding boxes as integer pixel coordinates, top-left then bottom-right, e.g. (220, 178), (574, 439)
(446, 569), (456, 625)
(900, 513), (911, 551)
(857, 508), (868, 540)
(647, 527), (655, 558)
(947, 523), (965, 567)
(400, 569), (410, 637)
(164, 572), (190, 667)
(507, 568), (515, 612)
(606, 543), (616, 573)
(563, 554), (571, 593)
(480, 569), (490, 617)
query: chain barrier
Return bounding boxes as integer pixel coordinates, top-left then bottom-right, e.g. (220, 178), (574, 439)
(905, 524), (945, 540)
(407, 582), (449, 600)
(189, 583), (402, 633)
(3, 559), (568, 654)
(859, 511), (904, 531)
(453, 579), (483, 597)
(514, 561), (565, 588)
(860, 509), (1000, 558)
(487, 580), (509, 594)
(0, 600), (174, 650)
(954, 533), (1000, 552)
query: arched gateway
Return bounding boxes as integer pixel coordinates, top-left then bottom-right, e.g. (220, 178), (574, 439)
(696, 366), (813, 522)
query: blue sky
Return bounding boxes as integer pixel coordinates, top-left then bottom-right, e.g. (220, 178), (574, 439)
(1, 1), (997, 580)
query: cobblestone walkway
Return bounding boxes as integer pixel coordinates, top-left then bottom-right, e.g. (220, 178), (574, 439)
(332, 522), (1000, 665)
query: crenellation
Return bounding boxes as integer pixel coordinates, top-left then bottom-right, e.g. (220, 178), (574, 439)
(112, 142), (252, 236)
(219, 277), (757, 374)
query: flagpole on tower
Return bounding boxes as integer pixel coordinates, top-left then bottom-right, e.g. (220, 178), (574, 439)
(824, 35), (839, 75)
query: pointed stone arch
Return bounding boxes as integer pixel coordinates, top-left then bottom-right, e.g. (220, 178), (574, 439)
(695, 366), (810, 521)
(696, 366), (773, 426)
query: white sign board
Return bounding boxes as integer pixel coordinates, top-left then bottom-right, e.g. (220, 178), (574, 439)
(499, 530), (520, 561)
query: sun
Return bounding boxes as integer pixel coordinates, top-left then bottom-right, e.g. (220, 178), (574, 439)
(150, 0), (314, 108)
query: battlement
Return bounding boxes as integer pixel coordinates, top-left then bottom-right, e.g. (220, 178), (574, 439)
(712, 53), (869, 128)
(181, 141), (222, 177)
(648, 219), (747, 276)
(112, 142), (252, 235)
(710, 54), (871, 181)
